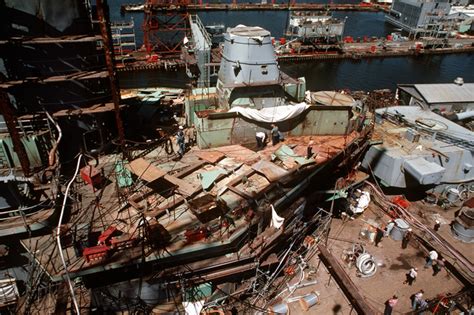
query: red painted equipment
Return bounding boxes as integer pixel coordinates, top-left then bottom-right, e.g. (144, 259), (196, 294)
(185, 227), (209, 243)
(391, 195), (410, 209)
(280, 37), (286, 45)
(83, 245), (110, 262)
(98, 226), (118, 245)
(143, 0), (190, 55)
(80, 165), (102, 187)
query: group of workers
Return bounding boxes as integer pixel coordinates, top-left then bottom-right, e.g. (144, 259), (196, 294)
(256, 123), (284, 150)
(175, 121), (284, 158)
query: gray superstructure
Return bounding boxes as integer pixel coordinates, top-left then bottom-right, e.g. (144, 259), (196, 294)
(385, 0), (452, 36)
(362, 106), (474, 190)
(216, 25), (305, 109)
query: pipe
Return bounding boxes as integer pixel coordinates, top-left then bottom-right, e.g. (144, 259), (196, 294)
(56, 154), (82, 314)
(299, 292), (319, 311)
(455, 111), (474, 121)
(44, 110), (62, 167)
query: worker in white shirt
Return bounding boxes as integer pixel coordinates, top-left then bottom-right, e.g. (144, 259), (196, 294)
(425, 250), (438, 268)
(255, 131), (267, 150)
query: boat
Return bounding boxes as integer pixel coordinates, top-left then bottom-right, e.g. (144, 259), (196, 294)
(285, 11), (346, 45)
(19, 24), (373, 312)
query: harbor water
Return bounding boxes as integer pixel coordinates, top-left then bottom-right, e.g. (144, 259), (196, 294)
(112, 1), (474, 91)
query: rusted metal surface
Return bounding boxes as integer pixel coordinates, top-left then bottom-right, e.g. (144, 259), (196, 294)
(96, 0), (126, 153)
(0, 71), (108, 89)
(317, 244), (378, 315)
(0, 35), (101, 45)
(18, 103), (123, 119)
(127, 158), (166, 182)
(194, 150), (225, 164)
(0, 90), (30, 176)
(251, 160), (289, 182)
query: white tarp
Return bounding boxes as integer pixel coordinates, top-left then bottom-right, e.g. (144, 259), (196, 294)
(350, 190), (371, 214)
(229, 103), (309, 123)
(183, 300), (204, 315)
(270, 205), (285, 229)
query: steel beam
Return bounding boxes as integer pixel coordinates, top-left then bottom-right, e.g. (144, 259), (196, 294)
(96, 0), (126, 153)
(0, 90), (30, 176)
(318, 244), (378, 315)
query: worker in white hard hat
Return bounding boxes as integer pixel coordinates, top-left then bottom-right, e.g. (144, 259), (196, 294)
(434, 220), (441, 232)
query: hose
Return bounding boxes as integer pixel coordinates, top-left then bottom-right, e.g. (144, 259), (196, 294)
(56, 154), (82, 314)
(356, 253), (377, 277)
(44, 110), (62, 168)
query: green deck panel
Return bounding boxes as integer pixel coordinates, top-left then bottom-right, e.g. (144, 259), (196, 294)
(115, 160), (133, 188)
(200, 168), (228, 191)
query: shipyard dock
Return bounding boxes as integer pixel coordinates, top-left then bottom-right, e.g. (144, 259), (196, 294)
(115, 37), (474, 72)
(121, 2), (389, 12)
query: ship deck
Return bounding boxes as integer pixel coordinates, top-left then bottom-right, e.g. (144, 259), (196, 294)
(21, 131), (363, 282)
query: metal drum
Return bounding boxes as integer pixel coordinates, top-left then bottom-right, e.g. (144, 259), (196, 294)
(452, 207), (474, 243)
(268, 303), (289, 315)
(299, 292), (319, 311)
(390, 218), (410, 241)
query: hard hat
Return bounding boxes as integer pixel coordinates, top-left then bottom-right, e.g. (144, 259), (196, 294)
(179, 126), (184, 130)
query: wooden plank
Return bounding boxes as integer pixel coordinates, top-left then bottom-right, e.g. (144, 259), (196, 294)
(194, 151), (225, 164)
(164, 174), (199, 197)
(227, 185), (254, 200)
(318, 245), (378, 315)
(174, 160), (207, 178)
(126, 158), (166, 183)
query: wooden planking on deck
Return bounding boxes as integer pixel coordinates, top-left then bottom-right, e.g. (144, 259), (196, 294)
(127, 158), (166, 182)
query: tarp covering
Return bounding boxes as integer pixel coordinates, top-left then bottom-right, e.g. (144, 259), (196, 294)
(229, 103), (309, 123)
(270, 205), (285, 229)
(183, 300), (204, 315)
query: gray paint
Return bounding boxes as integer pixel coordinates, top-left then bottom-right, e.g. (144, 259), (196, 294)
(362, 106), (474, 188)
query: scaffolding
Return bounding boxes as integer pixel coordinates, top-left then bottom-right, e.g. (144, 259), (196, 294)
(143, 0), (192, 55)
(111, 19), (137, 56)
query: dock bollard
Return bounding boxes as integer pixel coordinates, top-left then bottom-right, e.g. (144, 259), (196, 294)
(299, 291), (320, 311)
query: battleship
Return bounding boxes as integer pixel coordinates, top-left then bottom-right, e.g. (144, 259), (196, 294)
(1, 0), (474, 314)
(1, 14), (373, 313)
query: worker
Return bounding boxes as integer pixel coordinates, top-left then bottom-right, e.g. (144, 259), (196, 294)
(434, 220), (441, 232)
(176, 126), (185, 158)
(307, 141), (314, 159)
(270, 124), (280, 146)
(255, 131), (267, 150)
(384, 295), (398, 315)
(186, 124), (197, 147)
(374, 226), (385, 247)
(402, 228), (412, 249)
(425, 250), (438, 268)
(433, 258), (446, 276)
(404, 267), (418, 286)
(412, 290), (424, 310)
